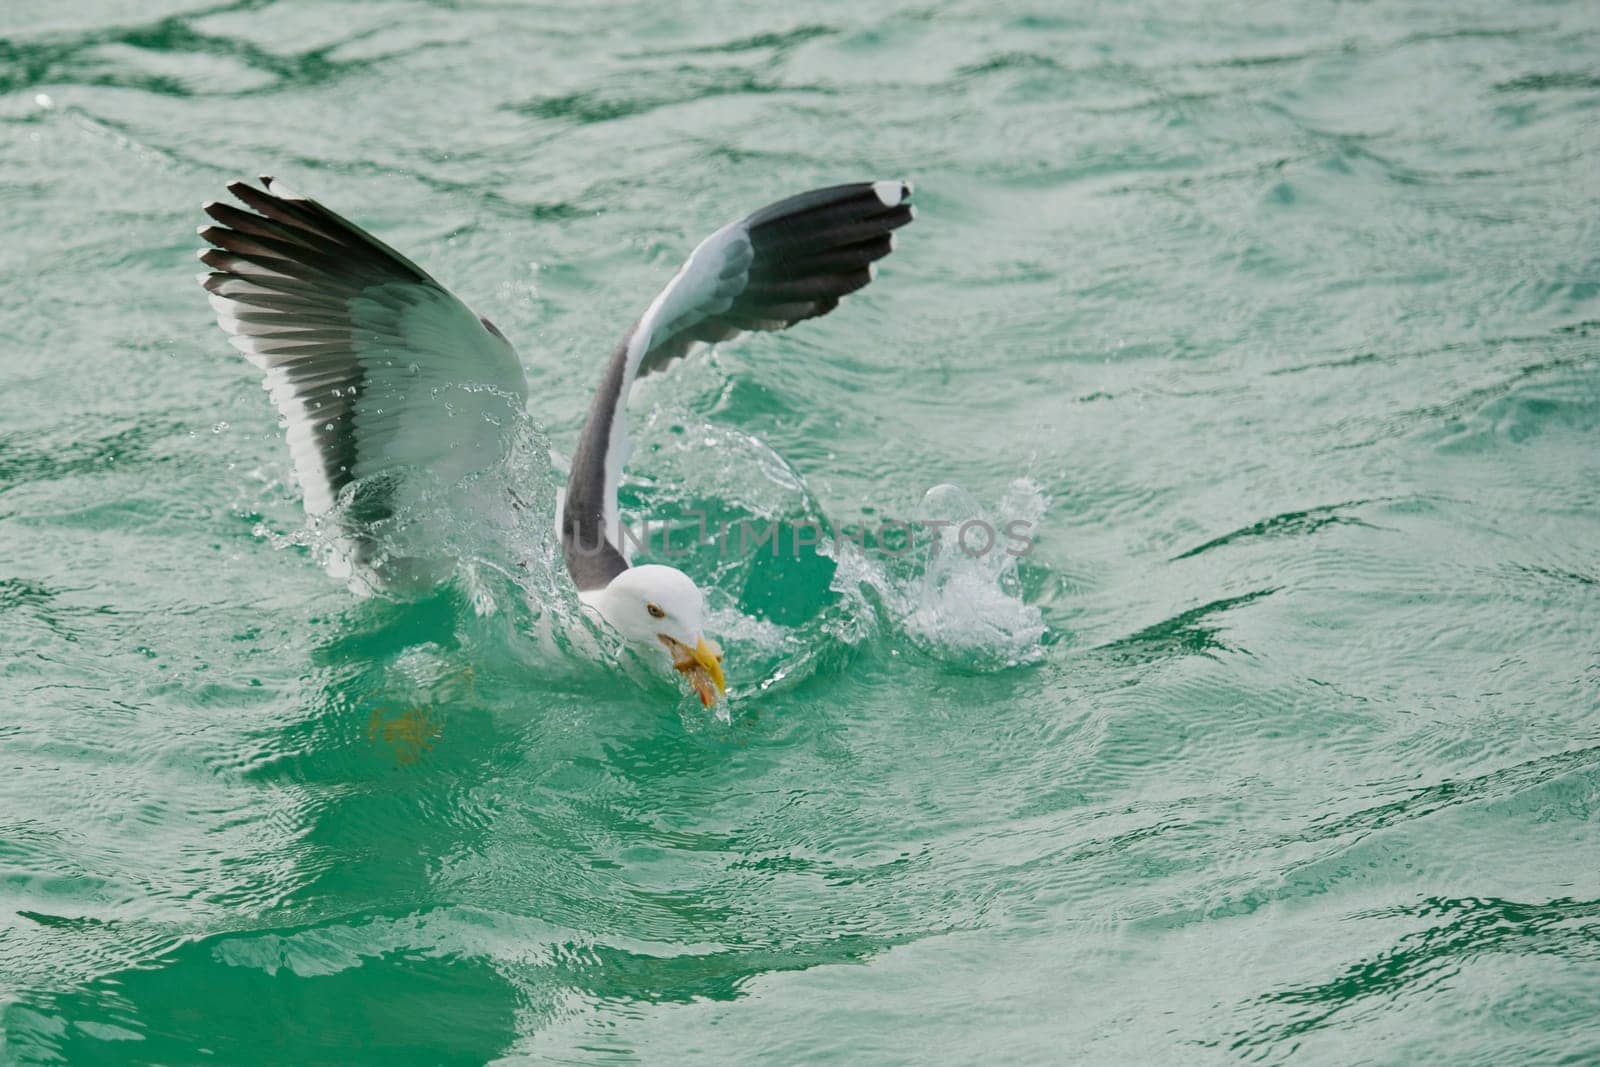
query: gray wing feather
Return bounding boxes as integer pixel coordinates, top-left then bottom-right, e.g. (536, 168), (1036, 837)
(561, 180), (915, 590)
(200, 177), (529, 553)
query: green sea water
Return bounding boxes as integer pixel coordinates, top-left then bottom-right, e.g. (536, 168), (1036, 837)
(2, 0), (1598, 1062)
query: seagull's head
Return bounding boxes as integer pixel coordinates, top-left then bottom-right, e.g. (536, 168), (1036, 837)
(588, 564), (725, 707)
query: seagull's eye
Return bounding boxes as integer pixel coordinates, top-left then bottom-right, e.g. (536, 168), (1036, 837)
(646, 602), (665, 619)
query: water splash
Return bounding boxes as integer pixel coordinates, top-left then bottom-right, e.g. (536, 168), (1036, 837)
(248, 402), (1048, 713)
(829, 480), (1048, 670)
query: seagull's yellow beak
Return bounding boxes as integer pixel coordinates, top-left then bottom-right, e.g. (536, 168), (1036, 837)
(660, 635), (726, 707)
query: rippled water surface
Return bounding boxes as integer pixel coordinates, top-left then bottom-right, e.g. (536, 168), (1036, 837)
(3, 0), (1599, 1062)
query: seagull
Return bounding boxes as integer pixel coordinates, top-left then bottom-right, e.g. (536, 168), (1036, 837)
(199, 176), (915, 707)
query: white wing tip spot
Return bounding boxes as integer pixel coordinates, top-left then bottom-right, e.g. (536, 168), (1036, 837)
(873, 180), (911, 207)
(262, 175), (305, 200)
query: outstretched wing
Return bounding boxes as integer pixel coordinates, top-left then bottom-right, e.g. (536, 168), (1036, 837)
(198, 177), (529, 544)
(562, 180), (915, 591)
